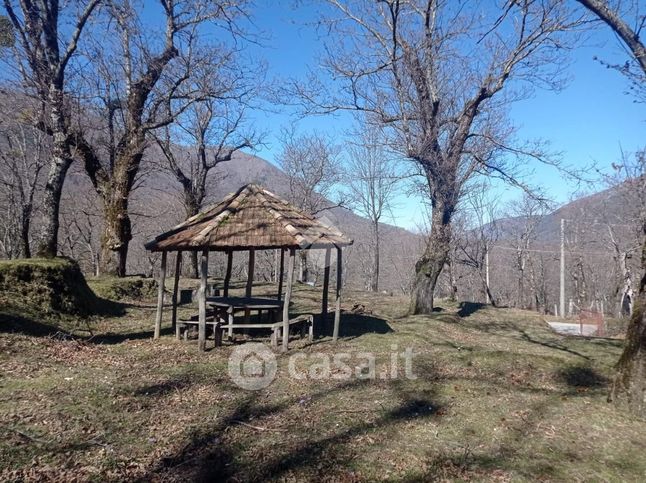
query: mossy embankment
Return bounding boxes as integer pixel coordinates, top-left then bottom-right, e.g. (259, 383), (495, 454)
(0, 257), (124, 335)
(87, 275), (157, 301)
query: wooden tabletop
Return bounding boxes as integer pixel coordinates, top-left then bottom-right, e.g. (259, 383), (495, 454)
(206, 296), (283, 310)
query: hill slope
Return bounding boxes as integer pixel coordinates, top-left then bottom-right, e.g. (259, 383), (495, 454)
(60, 149), (422, 292)
(1, 285), (643, 480)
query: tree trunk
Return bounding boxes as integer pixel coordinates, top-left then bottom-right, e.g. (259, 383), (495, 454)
(99, 182), (132, 277)
(447, 257), (458, 302)
(35, 94), (72, 258)
(20, 203), (32, 258)
(410, 202), (453, 314)
(187, 252), (199, 279)
(617, 252), (633, 318)
(610, 216), (646, 417)
(299, 250), (309, 283)
(518, 267), (525, 308)
(371, 221), (380, 292)
(182, 196), (201, 278)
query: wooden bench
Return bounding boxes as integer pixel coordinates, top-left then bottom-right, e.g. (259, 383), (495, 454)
(269, 315), (314, 348)
(177, 314), (314, 348)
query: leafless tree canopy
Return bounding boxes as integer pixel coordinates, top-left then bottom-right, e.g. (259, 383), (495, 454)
(153, 53), (263, 277)
(2, 0), (102, 257)
(0, 109), (49, 258)
(67, 0), (253, 276)
(277, 130), (343, 282)
(277, 130), (342, 216)
(287, 0), (585, 313)
(344, 122), (400, 291)
(577, 0), (646, 101)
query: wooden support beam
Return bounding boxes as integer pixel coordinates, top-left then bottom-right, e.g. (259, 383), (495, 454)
(172, 251), (182, 340)
(227, 306), (234, 340)
(246, 248), (255, 298)
(321, 248), (331, 330)
(282, 247), (296, 351)
(154, 251), (167, 339)
(333, 247), (343, 342)
(277, 248), (285, 300)
(224, 250), (232, 297)
(198, 248), (209, 351)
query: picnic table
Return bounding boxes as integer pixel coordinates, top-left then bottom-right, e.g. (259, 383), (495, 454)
(206, 296), (283, 339)
(178, 295), (312, 347)
(207, 296), (281, 320)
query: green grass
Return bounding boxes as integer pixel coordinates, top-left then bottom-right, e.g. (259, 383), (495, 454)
(87, 276), (158, 301)
(0, 283), (643, 481)
(0, 257), (75, 270)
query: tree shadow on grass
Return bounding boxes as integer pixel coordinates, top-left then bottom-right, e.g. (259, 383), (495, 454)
(148, 378), (444, 481)
(89, 326), (175, 345)
(455, 316), (596, 361)
(557, 364), (609, 390)
(0, 294), (126, 338)
(313, 312), (393, 339)
(402, 396), (567, 481)
(132, 373), (230, 397)
(91, 297), (128, 317)
(457, 302), (488, 318)
(146, 379), (364, 480)
(0, 312), (64, 337)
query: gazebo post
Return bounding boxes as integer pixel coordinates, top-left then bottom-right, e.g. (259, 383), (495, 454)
(172, 250), (182, 339)
(154, 251), (167, 339)
(277, 248), (285, 300)
(224, 250), (232, 297)
(246, 248), (255, 298)
(333, 247), (343, 341)
(321, 248), (331, 330)
(198, 248), (209, 351)
(282, 247), (295, 351)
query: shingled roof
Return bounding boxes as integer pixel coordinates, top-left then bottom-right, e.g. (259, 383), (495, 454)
(145, 184), (353, 252)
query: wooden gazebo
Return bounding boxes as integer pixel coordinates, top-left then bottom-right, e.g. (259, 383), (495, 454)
(145, 183), (353, 351)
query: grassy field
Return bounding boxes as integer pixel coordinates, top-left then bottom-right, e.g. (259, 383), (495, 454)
(1, 280), (644, 481)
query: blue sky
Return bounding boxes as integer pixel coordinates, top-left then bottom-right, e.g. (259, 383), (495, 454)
(238, 1), (644, 230)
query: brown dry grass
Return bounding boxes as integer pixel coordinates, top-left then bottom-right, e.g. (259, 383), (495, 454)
(1, 282), (644, 481)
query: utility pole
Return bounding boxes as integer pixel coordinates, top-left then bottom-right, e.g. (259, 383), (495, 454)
(560, 218), (565, 318)
(485, 245), (491, 304)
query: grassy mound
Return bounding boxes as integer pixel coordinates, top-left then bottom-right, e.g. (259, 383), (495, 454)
(0, 257), (122, 335)
(88, 276), (158, 302)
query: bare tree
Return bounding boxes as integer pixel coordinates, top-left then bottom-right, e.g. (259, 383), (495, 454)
(0, 114), (48, 257)
(608, 224), (636, 317)
(344, 123), (400, 291)
(155, 74), (260, 277)
(289, 0), (583, 313)
(577, 0), (646, 101)
(67, 0), (251, 276)
(2, 0), (102, 257)
(575, 0), (646, 417)
(504, 193), (552, 309)
(454, 183), (501, 306)
(58, 178), (102, 276)
(277, 130), (342, 282)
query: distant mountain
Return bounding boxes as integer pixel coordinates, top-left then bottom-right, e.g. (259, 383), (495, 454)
(87, 149), (424, 293)
(484, 181), (642, 248)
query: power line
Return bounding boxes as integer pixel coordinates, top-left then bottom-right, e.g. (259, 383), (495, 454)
(488, 244), (616, 257)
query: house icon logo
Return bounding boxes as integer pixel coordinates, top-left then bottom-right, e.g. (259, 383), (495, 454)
(228, 343), (277, 390)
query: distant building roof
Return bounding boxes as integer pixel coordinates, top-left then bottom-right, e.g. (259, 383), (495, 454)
(145, 184), (353, 252)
